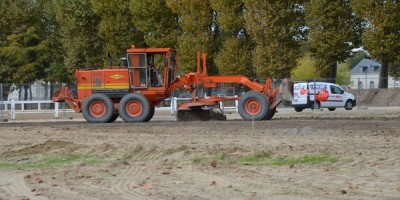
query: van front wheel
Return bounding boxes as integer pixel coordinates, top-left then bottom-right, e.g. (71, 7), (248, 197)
(294, 107), (303, 112)
(345, 100), (354, 110)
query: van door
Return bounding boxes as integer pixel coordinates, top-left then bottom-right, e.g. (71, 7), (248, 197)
(292, 83), (309, 106)
(327, 84), (345, 107)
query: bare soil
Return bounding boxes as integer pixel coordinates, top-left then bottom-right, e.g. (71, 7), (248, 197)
(0, 107), (400, 200)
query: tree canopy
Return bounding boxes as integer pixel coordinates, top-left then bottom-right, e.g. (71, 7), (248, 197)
(0, 0), (399, 89)
(305, 0), (361, 82)
(352, 0), (400, 88)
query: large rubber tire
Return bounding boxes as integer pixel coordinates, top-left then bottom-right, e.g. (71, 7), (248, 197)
(345, 100), (354, 110)
(294, 107), (303, 112)
(238, 91), (268, 121)
(143, 106), (155, 122)
(119, 93), (151, 122)
(263, 107), (276, 120)
(328, 108), (336, 111)
(82, 93), (114, 123)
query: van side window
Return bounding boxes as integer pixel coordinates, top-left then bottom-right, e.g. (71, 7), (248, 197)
(330, 85), (343, 94)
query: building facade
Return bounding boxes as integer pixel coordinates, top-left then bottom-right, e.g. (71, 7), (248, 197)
(350, 59), (399, 89)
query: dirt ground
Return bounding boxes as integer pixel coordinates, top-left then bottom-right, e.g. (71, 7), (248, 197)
(0, 107), (400, 200)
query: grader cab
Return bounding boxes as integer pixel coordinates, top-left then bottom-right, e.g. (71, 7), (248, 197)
(52, 46), (293, 123)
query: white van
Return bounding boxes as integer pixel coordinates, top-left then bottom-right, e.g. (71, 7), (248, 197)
(292, 82), (356, 112)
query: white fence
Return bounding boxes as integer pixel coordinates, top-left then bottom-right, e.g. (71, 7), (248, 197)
(0, 100), (75, 120)
(0, 97), (239, 120)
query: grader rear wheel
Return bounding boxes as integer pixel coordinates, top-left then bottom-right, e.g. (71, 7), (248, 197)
(143, 106), (155, 122)
(119, 93), (151, 122)
(82, 93), (114, 123)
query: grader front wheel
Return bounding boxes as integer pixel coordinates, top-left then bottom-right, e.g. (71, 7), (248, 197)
(238, 91), (268, 121)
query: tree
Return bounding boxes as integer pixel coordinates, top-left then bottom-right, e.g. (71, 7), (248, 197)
(0, 0), (49, 83)
(211, 0), (253, 76)
(55, 0), (104, 76)
(36, 0), (68, 83)
(244, 0), (306, 79)
(167, 0), (218, 74)
(389, 61), (400, 80)
(92, 0), (145, 66)
(305, 0), (361, 83)
(352, 0), (400, 88)
(336, 62), (351, 86)
(291, 54), (319, 81)
(130, 0), (179, 48)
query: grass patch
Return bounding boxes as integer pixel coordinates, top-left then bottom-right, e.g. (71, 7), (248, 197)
(272, 154), (338, 166)
(192, 152), (337, 166)
(0, 154), (104, 170)
(193, 153), (233, 165)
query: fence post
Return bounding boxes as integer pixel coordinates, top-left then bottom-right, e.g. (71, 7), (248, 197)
(235, 95), (239, 112)
(55, 102), (59, 118)
(173, 97), (178, 115)
(11, 99), (15, 120)
(219, 101), (224, 114)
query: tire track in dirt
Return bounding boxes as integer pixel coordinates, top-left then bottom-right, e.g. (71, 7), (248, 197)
(108, 147), (165, 199)
(0, 171), (47, 200)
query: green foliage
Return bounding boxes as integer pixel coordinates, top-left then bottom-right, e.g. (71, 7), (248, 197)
(272, 154), (337, 166)
(130, 0), (179, 48)
(92, 0), (145, 66)
(55, 0), (104, 74)
(192, 152), (337, 166)
(291, 54), (318, 81)
(336, 62), (351, 86)
(211, 0), (253, 76)
(244, 0), (305, 79)
(214, 38), (253, 76)
(389, 61), (400, 80)
(0, 154), (103, 169)
(352, 0), (400, 88)
(37, 0), (68, 82)
(167, 0), (218, 74)
(305, 0), (361, 80)
(0, 0), (50, 83)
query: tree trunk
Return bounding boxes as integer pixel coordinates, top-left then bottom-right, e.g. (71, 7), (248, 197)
(327, 62), (337, 83)
(379, 61), (389, 88)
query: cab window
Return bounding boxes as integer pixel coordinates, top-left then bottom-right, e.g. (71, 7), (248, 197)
(330, 85), (343, 94)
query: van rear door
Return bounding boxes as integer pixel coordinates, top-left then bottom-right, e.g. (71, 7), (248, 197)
(292, 83), (308, 106)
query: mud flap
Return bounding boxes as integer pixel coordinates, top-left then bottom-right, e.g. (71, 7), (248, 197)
(176, 107), (226, 121)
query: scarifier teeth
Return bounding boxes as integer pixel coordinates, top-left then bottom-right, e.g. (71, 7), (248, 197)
(176, 108), (226, 121)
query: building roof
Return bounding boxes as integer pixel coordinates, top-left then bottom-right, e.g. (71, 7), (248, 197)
(351, 59), (381, 74)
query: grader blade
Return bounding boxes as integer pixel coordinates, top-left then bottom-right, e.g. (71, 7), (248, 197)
(176, 107), (226, 121)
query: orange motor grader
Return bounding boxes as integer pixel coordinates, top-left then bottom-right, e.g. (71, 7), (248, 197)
(52, 46), (292, 123)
